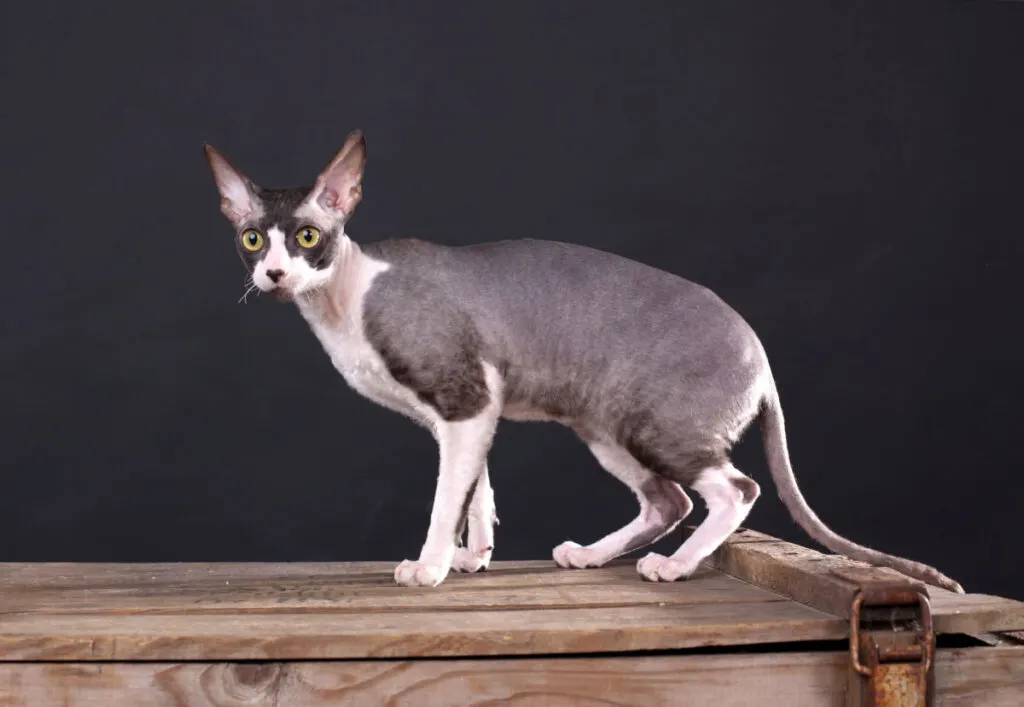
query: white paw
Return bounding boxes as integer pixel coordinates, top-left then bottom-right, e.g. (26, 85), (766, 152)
(636, 552), (696, 582)
(394, 560), (448, 587)
(552, 541), (606, 569)
(451, 545), (492, 573)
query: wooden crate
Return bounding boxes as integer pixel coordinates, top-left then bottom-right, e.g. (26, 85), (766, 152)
(0, 529), (1021, 705)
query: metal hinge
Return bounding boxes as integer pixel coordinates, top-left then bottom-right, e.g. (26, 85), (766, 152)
(846, 581), (936, 707)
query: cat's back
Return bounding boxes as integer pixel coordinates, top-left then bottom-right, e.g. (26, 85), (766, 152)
(360, 237), (763, 384)
(362, 236), (749, 334)
(363, 236), (713, 305)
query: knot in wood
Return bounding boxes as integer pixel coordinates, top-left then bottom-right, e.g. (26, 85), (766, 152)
(222, 663), (282, 699)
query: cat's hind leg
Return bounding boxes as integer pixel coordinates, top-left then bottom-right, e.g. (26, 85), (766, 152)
(452, 462), (498, 573)
(553, 441), (693, 569)
(637, 462), (760, 582)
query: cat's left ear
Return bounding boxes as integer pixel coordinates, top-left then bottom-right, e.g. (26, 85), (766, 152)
(308, 130), (366, 222)
(203, 144), (261, 228)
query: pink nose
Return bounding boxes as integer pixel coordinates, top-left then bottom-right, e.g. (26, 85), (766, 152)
(266, 269), (285, 283)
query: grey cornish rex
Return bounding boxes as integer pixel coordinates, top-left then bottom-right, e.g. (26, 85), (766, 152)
(203, 130), (963, 592)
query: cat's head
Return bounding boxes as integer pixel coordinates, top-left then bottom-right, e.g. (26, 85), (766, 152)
(203, 131), (366, 299)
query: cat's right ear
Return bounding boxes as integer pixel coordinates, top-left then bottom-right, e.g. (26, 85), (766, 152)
(203, 144), (260, 228)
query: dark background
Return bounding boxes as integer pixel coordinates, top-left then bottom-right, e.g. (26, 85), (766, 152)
(3, 2), (1022, 599)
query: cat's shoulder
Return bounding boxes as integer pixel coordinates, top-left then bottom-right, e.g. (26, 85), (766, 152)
(361, 237), (447, 264)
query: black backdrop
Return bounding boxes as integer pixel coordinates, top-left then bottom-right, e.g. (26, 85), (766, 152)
(3, 2), (1022, 599)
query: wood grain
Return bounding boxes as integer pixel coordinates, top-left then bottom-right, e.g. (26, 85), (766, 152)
(0, 594), (846, 661)
(0, 562), (773, 616)
(1, 530), (1019, 662)
(705, 528), (1024, 634)
(0, 647), (1021, 706)
(0, 558), (850, 661)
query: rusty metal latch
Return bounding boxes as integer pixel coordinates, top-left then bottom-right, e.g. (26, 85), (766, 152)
(847, 582), (936, 707)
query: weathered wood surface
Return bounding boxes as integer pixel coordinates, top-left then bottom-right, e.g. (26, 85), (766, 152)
(0, 530), (1020, 662)
(706, 528), (1024, 634)
(0, 560), (846, 661)
(1, 647), (1021, 706)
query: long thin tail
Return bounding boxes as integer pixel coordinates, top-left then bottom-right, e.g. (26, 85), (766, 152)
(759, 379), (965, 593)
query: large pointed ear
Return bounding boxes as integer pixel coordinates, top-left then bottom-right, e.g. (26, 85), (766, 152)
(308, 130), (366, 221)
(203, 144), (261, 227)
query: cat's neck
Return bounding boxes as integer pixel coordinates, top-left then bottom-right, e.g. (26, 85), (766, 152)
(293, 233), (380, 329)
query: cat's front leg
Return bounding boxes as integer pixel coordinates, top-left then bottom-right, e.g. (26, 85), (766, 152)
(394, 408), (500, 587)
(452, 462), (498, 573)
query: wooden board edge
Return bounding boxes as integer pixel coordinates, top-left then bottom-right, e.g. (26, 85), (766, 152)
(0, 646), (1020, 706)
(704, 527), (1024, 635)
(0, 614), (851, 662)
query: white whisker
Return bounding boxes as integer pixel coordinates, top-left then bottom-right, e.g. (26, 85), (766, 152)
(238, 277), (259, 304)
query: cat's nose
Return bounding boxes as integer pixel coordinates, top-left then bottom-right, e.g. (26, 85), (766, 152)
(266, 269), (285, 283)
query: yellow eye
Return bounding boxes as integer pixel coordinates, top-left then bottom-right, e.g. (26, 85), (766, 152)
(240, 229), (263, 252)
(296, 226), (321, 248)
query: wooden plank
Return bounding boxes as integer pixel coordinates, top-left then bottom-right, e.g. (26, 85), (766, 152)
(705, 528), (1024, 634)
(0, 561), (552, 587)
(0, 559), (850, 661)
(1, 529), (1019, 662)
(0, 647), (1020, 706)
(705, 528), (918, 618)
(0, 597), (846, 661)
(0, 563), (775, 617)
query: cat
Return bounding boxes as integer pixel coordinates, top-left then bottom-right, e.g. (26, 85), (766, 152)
(203, 130), (964, 592)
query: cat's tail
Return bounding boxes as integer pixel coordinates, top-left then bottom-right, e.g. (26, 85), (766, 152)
(758, 378), (965, 593)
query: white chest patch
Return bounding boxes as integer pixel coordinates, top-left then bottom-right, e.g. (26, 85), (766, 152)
(295, 251), (438, 430)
